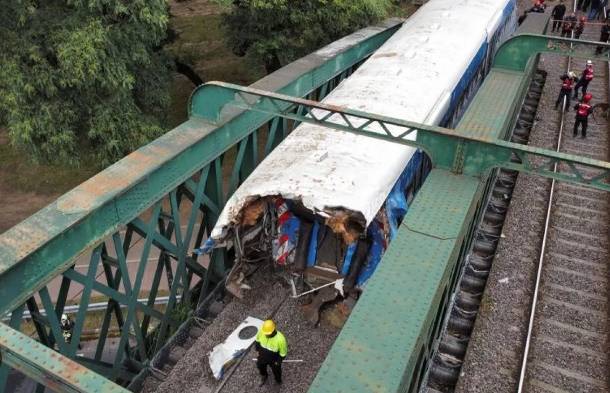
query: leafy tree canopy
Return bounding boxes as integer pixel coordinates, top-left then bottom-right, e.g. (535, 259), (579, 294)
(219, 0), (391, 73)
(0, 0), (172, 165)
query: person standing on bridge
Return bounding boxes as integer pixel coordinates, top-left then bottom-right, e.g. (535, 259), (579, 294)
(561, 12), (578, 36)
(589, 0), (602, 19)
(573, 60), (594, 99)
(530, 0), (545, 12)
(556, 71), (577, 110)
(60, 314), (74, 343)
(575, 16), (586, 38)
(551, 0), (567, 32)
(255, 319), (288, 386)
(595, 18), (610, 54)
(573, 93), (594, 138)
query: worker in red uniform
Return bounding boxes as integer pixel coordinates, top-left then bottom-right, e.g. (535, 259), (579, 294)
(556, 71), (577, 110)
(575, 16), (586, 38)
(561, 12), (578, 36)
(573, 60), (594, 99)
(255, 319), (288, 386)
(573, 93), (594, 138)
(530, 0), (545, 12)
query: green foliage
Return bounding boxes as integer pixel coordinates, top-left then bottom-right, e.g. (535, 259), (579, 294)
(0, 0), (172, 165)
(219, 0), (391, 73)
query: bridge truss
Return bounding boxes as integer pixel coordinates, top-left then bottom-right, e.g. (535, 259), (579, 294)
(0, 18), (609, 393)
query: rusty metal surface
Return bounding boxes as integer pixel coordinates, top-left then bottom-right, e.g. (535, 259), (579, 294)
(0, 19), (402, 290)
(0, 322), (128, 393)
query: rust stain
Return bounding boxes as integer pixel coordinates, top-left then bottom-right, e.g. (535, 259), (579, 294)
(324, 103), (349, 112)
(0, 222), (50, 262)
(56, 144), (171, 214)
(372, 51), (398, 58)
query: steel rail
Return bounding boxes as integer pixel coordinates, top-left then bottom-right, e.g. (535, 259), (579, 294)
(516, 4), (577, 390)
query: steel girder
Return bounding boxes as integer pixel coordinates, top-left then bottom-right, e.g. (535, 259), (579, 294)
(494, 34), (610, 72)
(0, 19), (403, 392)
(193, 82), (610, 191)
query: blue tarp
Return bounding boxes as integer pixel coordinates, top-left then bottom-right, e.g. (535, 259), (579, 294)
(340, 242), (358, 276)
(307, 221), (321, 267)
(385, 150), (423, 240)
(355, 220), (385, 287)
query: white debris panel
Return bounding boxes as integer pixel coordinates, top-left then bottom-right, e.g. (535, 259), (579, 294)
(210, 0), (513, 241)
(208, 317), (264, 380)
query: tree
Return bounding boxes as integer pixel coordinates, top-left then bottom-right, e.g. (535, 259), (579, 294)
(0, 1), (173, 166)
(220, 0), (391, 74)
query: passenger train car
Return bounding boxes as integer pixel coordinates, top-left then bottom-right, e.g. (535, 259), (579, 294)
(199, 0), (517, 302)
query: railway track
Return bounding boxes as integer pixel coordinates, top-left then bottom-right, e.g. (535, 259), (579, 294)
(517, 11), (610, 392)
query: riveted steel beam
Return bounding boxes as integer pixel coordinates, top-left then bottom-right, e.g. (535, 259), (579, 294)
(0, 19), (405, 393)
(0, 323), (128, 393)
(495, 34), (610, 72)
(193, 82), (610, 192)
(0, 19), (402, 318)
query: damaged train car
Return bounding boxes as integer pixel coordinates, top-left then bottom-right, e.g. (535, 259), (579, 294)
(197, 0), (517, 325)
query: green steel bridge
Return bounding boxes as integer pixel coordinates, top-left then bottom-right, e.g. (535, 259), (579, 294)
(0, 16), (609, 393)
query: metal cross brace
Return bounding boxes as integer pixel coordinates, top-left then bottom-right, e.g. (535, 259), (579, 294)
(494, 34), (610, 72)
(193, 81), (610, 192)
(0, 322), (129, 393)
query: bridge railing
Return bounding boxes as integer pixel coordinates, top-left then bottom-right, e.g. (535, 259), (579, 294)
(0, 19), (403, 392)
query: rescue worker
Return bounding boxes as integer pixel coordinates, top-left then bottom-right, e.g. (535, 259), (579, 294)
(551, 0), (567, 32)
(595, 18), (610, 54)
(530, 0), (545, 12)
(60, 314), (74, 344)
(556, 71), (577, 110)
(561, 12), (578, 37)
(255, 319), (288, 386)
(575, 16), (586, 38)
(573, 93), (594, 138)
(574, 60), (594, 99)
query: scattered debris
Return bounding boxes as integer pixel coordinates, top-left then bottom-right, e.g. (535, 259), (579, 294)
(209, 317), (264, 380)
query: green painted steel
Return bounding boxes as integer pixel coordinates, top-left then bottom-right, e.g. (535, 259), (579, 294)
(194, 82), (610, 191)
(2, 18), (609, 393)
(311, 28), (591, 393)
(310, 170), (482, 393)
(0, 19), (402, 392)
(494, 34), (610, 72)
(0, 323), (129, 393)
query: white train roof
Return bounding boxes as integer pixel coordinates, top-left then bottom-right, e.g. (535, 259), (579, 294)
(210, 0), (514, 240)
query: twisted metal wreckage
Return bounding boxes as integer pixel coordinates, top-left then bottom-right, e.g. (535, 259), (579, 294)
(195, 0), (518, 324)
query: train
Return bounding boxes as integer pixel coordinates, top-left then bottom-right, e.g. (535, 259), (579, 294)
(198, 0), (517, 311)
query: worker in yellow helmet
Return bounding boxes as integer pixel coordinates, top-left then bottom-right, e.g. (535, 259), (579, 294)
(255, 319), (288, 386)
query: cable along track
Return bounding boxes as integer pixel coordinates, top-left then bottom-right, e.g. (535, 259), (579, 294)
(517, 19), (610, 393)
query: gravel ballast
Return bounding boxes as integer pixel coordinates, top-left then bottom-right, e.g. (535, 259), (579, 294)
(145, 266), (342, 393)
(456, 9), (609, 392)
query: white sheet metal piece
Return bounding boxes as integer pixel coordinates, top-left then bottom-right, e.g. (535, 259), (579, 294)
(208, 316), (264, 379)
(210, 0), (513, 241)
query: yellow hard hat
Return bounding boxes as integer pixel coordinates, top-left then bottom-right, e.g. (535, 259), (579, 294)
(261, 319), (276, 335)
